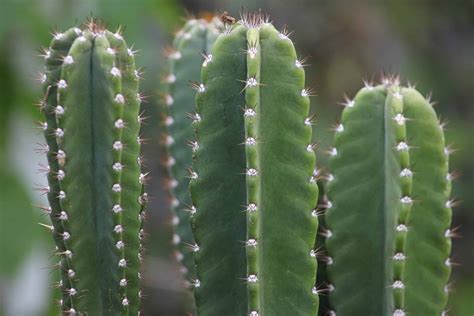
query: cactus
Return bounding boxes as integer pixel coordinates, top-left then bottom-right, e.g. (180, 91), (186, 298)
(189, 13), (319, 315)
(38, 20), (145, 315)
(324, 78), (452, 315)
(162, 17), (222, 279)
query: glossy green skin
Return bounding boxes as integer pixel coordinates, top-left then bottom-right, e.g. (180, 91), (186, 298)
(41, 25), (143, 315)
(164, 18), (221, 279)
(325, 84), (451, 315)
(190, 21), (318, 316)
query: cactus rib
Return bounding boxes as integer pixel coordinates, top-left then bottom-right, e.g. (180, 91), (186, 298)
(41, 27), (79, 312)
(403, 88), (452, 315)
(40, 21), (143, 315)
(190, 13), (319, 315)
(163, 17), (222, 279)
(325, 79), (452, 315)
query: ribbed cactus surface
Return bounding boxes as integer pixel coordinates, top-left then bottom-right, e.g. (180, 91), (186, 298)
(189, 14), (319, 315)
(163, 17), (222, 279)
(39, 21), (145, 315)
(325, 79), (452, 315)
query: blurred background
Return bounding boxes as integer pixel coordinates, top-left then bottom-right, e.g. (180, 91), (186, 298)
(0, 0), (472, 315)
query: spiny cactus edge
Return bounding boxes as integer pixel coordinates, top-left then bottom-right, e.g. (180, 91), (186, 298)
(37, 20), (146, 315)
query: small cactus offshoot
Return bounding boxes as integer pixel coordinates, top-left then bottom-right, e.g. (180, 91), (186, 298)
(324, 78), (453, 316)
(38, 20), (145, 315)
(189, 12), (319, 315)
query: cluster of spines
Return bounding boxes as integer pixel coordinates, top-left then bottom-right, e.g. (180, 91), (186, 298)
(385, 81), (412, 314)
(322, 76), (455, 316)
(242, 25), (262, 314)
(107, 26), (148, 314)
(36, 20), (145, 315)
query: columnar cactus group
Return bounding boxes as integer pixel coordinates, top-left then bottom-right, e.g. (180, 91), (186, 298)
(188, 14), (319, 315)
(163, 17), (222, 279)
(39, 20), (145, 315)
(34, 11), (458, 316)
(324, 79), (453, 315)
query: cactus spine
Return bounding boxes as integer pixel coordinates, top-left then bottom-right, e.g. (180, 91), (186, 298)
(324, 79), (452, 315)
(163, 17), (222, 279)
(189, 13), (319, 315)
(39, 20), (145, 315)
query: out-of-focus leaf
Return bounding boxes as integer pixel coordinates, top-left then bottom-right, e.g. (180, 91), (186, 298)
(0, 166), (40, 276)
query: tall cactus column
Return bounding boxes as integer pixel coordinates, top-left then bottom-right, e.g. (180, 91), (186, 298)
(163, 17), (222, 279)
(39, 21), (145, 315)
(189, 14), (319, 315)
(324, 79), (452, 315)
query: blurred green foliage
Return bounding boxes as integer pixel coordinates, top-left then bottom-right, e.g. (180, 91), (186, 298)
(450, 280), (474, 316)
(0, 166), (39, 276)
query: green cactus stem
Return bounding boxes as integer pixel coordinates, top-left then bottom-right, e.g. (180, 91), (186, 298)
(38, 20), (145, 315)
(325, 78), (452, 316)
(163, 17), (222, 279)
(403, 87), (453, 315)
(189, 13), (319, 315)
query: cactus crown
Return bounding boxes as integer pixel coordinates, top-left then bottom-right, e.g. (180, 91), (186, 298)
(189, 12), (319, 315)
(38, 19), (145, 315)
(324, 78), (452, 315)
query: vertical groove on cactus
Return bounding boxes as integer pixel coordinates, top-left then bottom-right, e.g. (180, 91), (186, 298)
(190, 13), (318, 316)
(325, 78), (452, 316)
(326, 83), (399, 315)
(163, 17), (222, 280)
(39, 20), (143, 315)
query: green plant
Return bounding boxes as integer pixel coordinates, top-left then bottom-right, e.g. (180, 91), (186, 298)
(324, 78), (453, 315)
(38, 20), (145, 315)
(30, 11), (464, 316)
(163, 16), (222, 279)
(189, 14), (319, 315)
